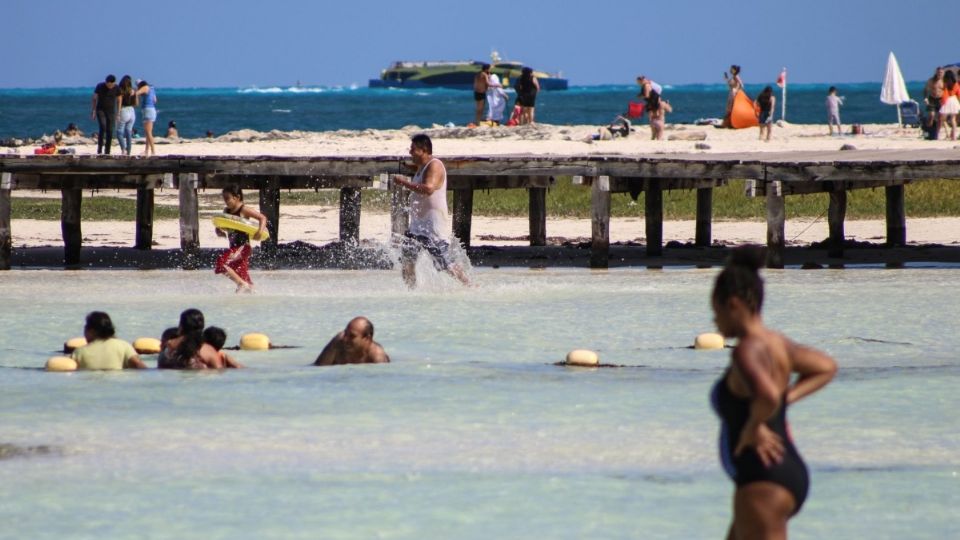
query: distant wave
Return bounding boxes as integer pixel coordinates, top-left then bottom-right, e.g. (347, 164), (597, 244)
(271, 109), (292, 113)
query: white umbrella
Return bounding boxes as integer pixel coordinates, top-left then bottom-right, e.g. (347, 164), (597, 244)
(880, 51), (910, 125)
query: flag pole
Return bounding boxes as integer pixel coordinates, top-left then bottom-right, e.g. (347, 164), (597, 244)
(781, 67), (787, 121)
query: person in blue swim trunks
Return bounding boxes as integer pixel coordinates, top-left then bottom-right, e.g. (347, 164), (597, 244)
(710, 246), (837, 539)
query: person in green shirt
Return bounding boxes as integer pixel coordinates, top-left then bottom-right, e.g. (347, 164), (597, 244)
(72, 312), (147, 370)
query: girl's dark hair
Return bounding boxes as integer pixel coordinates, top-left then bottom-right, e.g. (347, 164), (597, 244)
(85, 311), (116, 340)
(119, 75), (133, 93)
(137, 80), (149, 89)
(944, 70), (957, 88)
(757, 86), (773, 107)
(730, 65), (741, 75)
(176, 308), (205, 360)
(712, 245), (765, 313)
(222, 185), (243, 200)
(202, 326), (227, 351)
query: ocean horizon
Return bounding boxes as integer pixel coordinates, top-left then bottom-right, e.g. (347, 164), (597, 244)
(0, 81), (930, 140)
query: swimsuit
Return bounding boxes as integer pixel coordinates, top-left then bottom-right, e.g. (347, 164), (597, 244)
(214, 204), (253, 284)
(711, 370), (809, 514)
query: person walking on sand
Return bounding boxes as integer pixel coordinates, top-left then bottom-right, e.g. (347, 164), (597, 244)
(214, 185), (267, 292)
(710, 246), (836, 540)
(515, 67), (540, 125)
(91, 74), (119, 155)
(826, 86), (844, 136)
(722, 65), (743, 128)
(392, 134), (470, 288)
(473, 64), (491, 125)
(923, 67), (944, 138)
(313, 317), (390, 366)
(756, 86), (776, 142)
(938, 70), (960, 141)
(136, 80), (158, 156)
(115, 76), (137, 156)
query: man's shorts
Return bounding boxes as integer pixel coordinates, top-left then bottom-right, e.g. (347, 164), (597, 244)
(474, 91), (485, 102)
(400, 232), (454, 270)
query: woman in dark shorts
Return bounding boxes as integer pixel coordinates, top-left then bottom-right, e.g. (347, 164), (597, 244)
(710, 246), (836, 539)
(515, 67), (540, 124)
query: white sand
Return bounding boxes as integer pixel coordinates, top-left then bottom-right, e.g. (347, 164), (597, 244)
(7, 122), (960, 249)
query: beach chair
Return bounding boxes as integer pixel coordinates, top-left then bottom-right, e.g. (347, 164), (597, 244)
(899, 100), (921, 128)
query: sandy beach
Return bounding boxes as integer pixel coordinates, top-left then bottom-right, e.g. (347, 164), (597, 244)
(6, 122), (960, 266)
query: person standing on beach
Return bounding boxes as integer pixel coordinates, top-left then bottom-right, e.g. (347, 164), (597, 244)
(923, 67), (944, 138)
(938, 70), (960, 141)
(392, 134), (470, 288)
(214, 185), (267, 293)
(115, 76), (137, 156)
(826, 87), (844, 136)
(313, 317), (390, 366)
(486, 73), (508, 125)
(756, 86), (776, 142)
(710, 246), (836, 540)
(722, 65), (743, 128)
(136, 80), (158, 156)
(91, 74), (119, 155)
(473, 64), (491, 125)
(515, 67), (540, 125)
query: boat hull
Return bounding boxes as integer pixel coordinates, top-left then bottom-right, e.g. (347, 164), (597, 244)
(369, 61), (568, 91)
(369, 78), (569, 91)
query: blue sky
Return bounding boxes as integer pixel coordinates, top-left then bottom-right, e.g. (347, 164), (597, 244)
(3, 0), (952, 88)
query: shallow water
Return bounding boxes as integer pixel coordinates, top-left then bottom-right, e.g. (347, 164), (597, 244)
(0, 268), (958, 539)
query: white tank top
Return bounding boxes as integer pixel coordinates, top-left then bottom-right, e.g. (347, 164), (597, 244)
(408, 158), (448, 240)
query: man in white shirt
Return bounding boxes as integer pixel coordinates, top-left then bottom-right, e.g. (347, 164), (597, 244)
(392, 134), (470, 288)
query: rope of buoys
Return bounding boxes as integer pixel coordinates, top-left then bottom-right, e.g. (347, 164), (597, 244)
(45, 356), (77, 372)
(62, 337), (87, 353)
(694, 332), (725, 350)
(133, 337), (162, 354)
(563, 349), (599, 367)
(239, 333), (271, 351)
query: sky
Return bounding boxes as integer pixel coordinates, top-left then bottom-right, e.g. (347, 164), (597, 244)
(3, 0), (953, 89)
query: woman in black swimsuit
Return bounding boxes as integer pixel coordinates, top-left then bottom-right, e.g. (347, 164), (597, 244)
(710, 246), (836, 539)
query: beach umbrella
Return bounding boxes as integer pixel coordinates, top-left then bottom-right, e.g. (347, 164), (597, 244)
(880, 51), (910, 125)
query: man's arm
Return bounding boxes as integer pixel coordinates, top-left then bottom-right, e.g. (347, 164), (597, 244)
(314, 333), (344, 366)
(369, 343), (390, 364)
(393, 161), (444, 195)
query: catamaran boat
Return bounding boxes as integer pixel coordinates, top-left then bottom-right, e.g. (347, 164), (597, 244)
(369, 52), (568, 90)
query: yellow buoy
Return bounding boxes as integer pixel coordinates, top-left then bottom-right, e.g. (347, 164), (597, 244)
(694, 333), (725, 350)
(46, 356), (78, 372)
(63, 337), (87, 353)
(240, 333), (270, 351)
(133, 337), (162, 355)
(565, 349), (599, 367)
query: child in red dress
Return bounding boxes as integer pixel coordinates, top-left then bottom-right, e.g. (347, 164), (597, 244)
(214, 185), (267, 292)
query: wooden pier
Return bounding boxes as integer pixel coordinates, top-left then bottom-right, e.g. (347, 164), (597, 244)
(1, 148), (959, 270)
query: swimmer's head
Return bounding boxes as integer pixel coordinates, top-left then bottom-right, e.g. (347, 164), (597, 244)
(343, 317), (374, 350)
(203, 326), (227, 351)
(84, 311), (116, 341)
(712, 246), (765, 336)
(178, 308), (204, 334)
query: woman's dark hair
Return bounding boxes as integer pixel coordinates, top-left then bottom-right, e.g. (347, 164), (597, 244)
(730, 65), (741, 75)
(828, 86), (837, 94)
(85, 311), (116, 340)
(222, 184), (243, 200)
(712, 245), (765, 313)
(203, 326), (227, 351)
(119, 75), (133, 93)
(176, 308), (205, 360)
(757, 86), (773, 107)
(944, 70), (957, 89)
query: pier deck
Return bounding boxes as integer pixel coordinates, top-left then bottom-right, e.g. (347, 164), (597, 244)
(1, 149), (958, 269)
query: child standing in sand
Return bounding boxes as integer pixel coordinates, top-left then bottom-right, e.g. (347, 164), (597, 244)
(826, 87), (844, 135)
(214, 185), (267, 292)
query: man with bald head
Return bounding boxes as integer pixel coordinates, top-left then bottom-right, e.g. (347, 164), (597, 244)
(313, 317), (390, 366)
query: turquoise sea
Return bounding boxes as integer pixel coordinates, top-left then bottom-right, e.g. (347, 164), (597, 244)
(0, 82), (930, 140)
(0, 267), (957, 539)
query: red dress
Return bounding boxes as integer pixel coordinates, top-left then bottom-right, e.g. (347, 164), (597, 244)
(214, 205), (253, 284)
